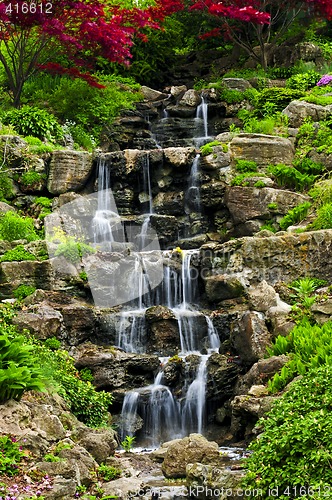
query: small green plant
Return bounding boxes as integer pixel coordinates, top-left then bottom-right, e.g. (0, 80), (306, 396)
(0, 212), (39, 242)
(79, 271), (88, 282)
(20, 170), (45, 188)
(0, 245), (37, 262)
(286, 70), (321, 92)
(234, 159), (258, 173)
(34, 197), (52, 208)
(121, 435), (136, 452)
(310, 203), (332, 230)
(43, 337), (61, 350)
(200, 140), (227, 156)
(97, 464), (122, 481)
(267, 202), (278, 211)
(279, 202), (312, 230)
(231, 172), (265, 187)
(0, 435), (25, 476)
(43, 453), (61, 463)
(254, 180), (265, 188)
(13, 284), (36, 300)
(260, 222), (277, 232)
(0, 173), (14, 202)
(55, 240), (95, 264)
(79, 367), (94, 382)
(288, 277), (326, 302)
(268, 163), (317, 191)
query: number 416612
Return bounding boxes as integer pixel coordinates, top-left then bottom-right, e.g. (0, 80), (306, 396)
(5, 3), (53, 14)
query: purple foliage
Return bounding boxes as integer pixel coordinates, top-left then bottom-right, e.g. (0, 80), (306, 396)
(317, 74), (332, 86)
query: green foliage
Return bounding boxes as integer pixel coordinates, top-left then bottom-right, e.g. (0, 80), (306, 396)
(0, 435), (24, 476)
(237, 108), (289, 134)
(0, 245), (37, 262)
(302, 93), (332, 106)
(0, 331), (45, 402)
(231, 172), (265, 187)
(23, 136), (57, 154)
(34, 197), (52, 208)
(43, 453), (61, 463)
(267, 163), (317, 191)
(243, 364), (332, 498)
(234, 159), (258, 173)
(20, 170), (45, 187)
(43, 337), (61, 351)
(279, 202), (312, 230)
(268, 317), (332, 393)
(54, 240), (96, 264)
(79, 368), (94, 383)
(0, 173), (14, 202)
(310, 202), (332, 230)
(252, 87), (305, 115)
(289, 277), (326, 301)
(286, 70), (321, 92)
(219, 88), (244, 103)
(254, 180), (265, 188)
(200, 140), (227, 156)
(2, 106), (63, 142)
(79, 271), (88, 282)
(0, 212), (39, 242)
(121, 435), (136, 452)
(34, 344), (113, 428)
(260, 222), (277, 232)
(97, 464), (121, 481)
(267, 203), (278, 210)
(13, 284), (36, 300)
(22, 73), (142, 142)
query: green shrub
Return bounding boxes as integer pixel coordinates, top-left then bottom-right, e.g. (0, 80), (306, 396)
(268, 163), (317, 191)
(219, 88), (244, 103)
(253, 87), (306, 115)
(234, 159), (258, 173)
(43, 337), (61, 351)
(121, 435), (136, 452)
(0, 245), (37, 262)
(279, 201), (312, 230)
(0, 212), (39, 242)
(54, 240), (95, 264)
(0, 173), (14, 202)
(0, 332), (45, 402)
(0, 435), (25, 476)
(2, 106), (63, 142)
(310, 202), (332, 229)
(254, 180), (265, 188)
(13, 284), (36, 300)
(200, 140), (226, 156)
(243, 364), (332, 498)
(286, 70), (321, 91)
(34, 197), (52, 208)
(24, 136), (56, 154)
(231, 172), (265, 186)
(97, 464), (121, 481)
(292, 157), (325, 176)
(44, 453), (61, 463)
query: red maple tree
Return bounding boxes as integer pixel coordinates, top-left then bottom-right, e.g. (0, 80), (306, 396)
(0, 0), (183, 106)
(190, 0), (332, 70)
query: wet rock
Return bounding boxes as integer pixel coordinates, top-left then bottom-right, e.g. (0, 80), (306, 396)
(230, 311), (272, 365)
(161, 434), (220, 478)
(224, 186), (309, 225)
(141, 86), (168, 101)
(149, 214), (178, 247)
(163, 146), (196, 169)
(186, 462), (244, 500)
(205, 275), (245, 302)
(146, 306), (180, 354)
(47, 150), (93, 194)
(248, 280), (278, 312)
(166, 105), (197, 118)
(0, 260), (53, 298)
(236, 355), (290, 394)
(206, 353), (239, 402)
(170, 85), (187, 97)
(230, 133), (294, 166)
(200, 148), (231, 171)
(154, 191), (184, 215)
(283, 100), (332, 127)
(200, 181), (226, 209)
(179, 89), (201, 107)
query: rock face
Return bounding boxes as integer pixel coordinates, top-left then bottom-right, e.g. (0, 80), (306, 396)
(186, 463), (244, 500)
(203, 230), (332, 284)
(230, 133), (294, 166)
(282, 100), (332, 127)
(47, 150), (93, 194)
(161, 434), (220, 478)
(230, 311), (272, 365)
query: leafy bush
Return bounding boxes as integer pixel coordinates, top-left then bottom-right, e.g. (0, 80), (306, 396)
(268, 163), (317, 191)
(286, 70), (321, 91)
(2, 106), (63, 142)
(97, 464), (121, 481)
(310, 202), (332, 229)
(254, 180), (266, 188)
(13, 285), (36, 300)
(234, 159), (258, 173)
(43, 337), (61, 351)
(243, 364), (332, 498)
(0, 331), (45, 402)
(0, 245), (37, 262)
(219, 88), (244, 103)
(279, 202), (312, 230)
(200, 140), (227, 156)
(253, 87), (306, 115)
(0, 212), (39, 242)
(267, 318), (332, 393)
(302, 94), (332, 106)
(0, 436), (24, 476)
(24, 136), (56, 154)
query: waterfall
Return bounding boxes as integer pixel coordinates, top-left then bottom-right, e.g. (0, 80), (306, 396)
(196, 95), (209, 139)
(185, 154), (201, 214)
(182, 356), (208, 435)
(120, 391), (140, 438)
(139, 153), (154, 251)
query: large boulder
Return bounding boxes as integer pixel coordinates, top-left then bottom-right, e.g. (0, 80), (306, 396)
(47, 151), (93, 194)
(161, 434), (220, 478)
(224, 186), (309, 225)
(230, 311), (272, 365)
(163, 146), (196, 169)
(179, 89), (201, 107)
(282, 100), (332, 127)
(236, 355), (290, 394)
(205, 275), (245, 302)
(12, 304), (64, 339)
(247, 280), (278, 312)
(222, 78), (252, 91)
(153, 191), (184, 215)
(0, 260), (54, 298)
(230, 133), (294, 166)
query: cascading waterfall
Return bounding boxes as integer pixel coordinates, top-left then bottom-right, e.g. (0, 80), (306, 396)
(94, 95), (221, 448)
(195, 94), (210, 144)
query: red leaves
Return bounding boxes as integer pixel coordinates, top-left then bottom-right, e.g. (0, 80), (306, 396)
(191, 0), (271, 24)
